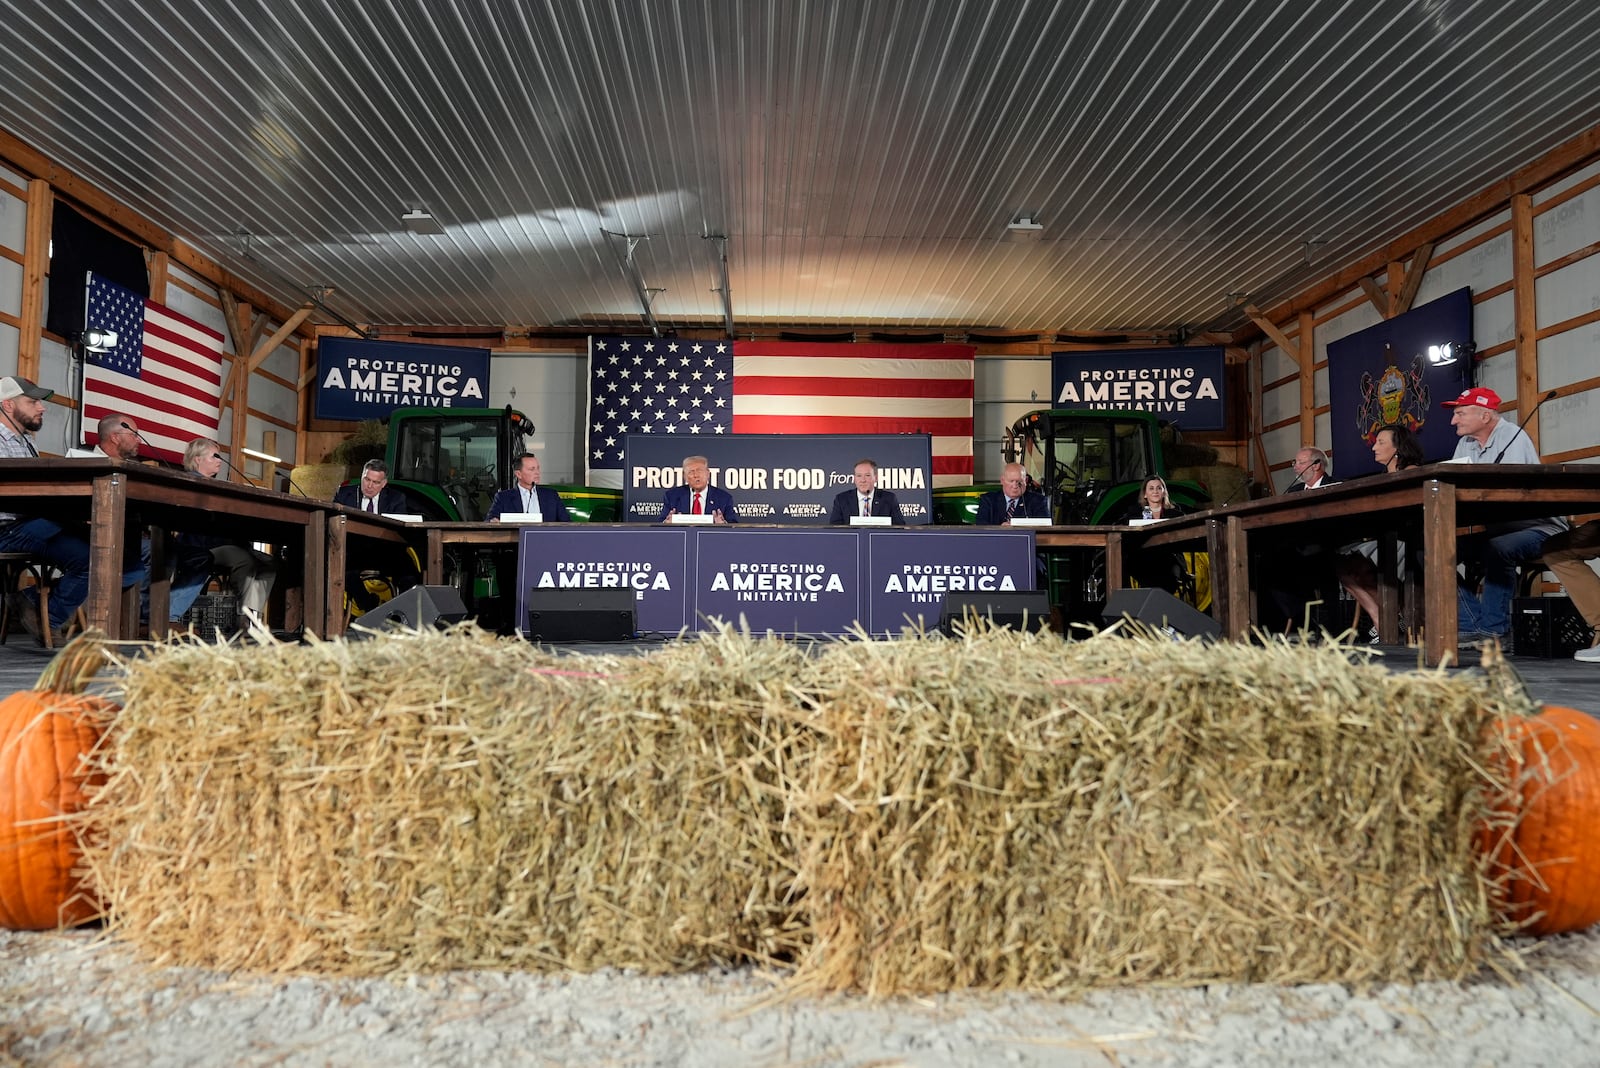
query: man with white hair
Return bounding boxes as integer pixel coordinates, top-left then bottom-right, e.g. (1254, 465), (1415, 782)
(1444, 386), (1568, 645)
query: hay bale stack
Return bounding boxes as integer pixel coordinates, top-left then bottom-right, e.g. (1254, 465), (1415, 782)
(80, 626), (1530, 991)
(785, 628), (1527, 994)
(83, 627), (816, 975)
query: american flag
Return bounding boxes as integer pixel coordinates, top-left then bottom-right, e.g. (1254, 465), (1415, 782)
(81, 273), (225, 466)
(585, 336), (974, 488)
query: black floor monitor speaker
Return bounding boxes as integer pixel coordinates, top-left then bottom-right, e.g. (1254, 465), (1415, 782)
(349, 585), (468, 638)
(1102, 587), (1220, 639)
(940, 591), (1051, 634)
(525, 587), (637, 643)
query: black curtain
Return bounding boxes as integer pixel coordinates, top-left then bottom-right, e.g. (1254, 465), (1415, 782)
(45, 203), (148, 339)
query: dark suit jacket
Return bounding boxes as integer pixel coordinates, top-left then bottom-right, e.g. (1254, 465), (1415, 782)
(487, 485), (571, 522)
(662, 484), (739, 522)
(333, 483), (412, 515)
(976, 489), (1051, 525)
(829, 488), (905, 525)
(1284, 478), (1339, 494)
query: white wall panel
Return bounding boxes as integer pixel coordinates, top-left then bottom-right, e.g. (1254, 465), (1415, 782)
(487, 351), (583, 484)
(1261, 381), (1299, 426)
(1533, 184), (1600, 267)
(1537, 325), (1600, 393)
(1473, 290), (1515, 351)
(1413, 231), (1511, 307)
(1540, 391), (1600, 456)
(1314, 300), (1382, 365)
(0, 257), (20, 319)
(1474, 351), (1519, 406)
(0, 186), (25, 252)
(1534, 257), (1600, 329)
(1261, 342), (1296, 384)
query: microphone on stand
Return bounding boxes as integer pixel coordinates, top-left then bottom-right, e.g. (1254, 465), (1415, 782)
(215, 451), (309, 496)
(213, 451), (259, 487)
(1491, 389), (1558, 463)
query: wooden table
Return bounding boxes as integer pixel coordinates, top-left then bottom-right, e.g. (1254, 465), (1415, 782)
(1118, 463), (1600, 664)
(0, 459), (421, 639)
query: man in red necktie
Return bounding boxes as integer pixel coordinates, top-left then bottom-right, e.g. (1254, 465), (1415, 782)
(662, 454), (739, 523)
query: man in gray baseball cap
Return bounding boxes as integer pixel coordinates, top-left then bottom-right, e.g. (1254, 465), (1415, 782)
(0, 374), (144, 643)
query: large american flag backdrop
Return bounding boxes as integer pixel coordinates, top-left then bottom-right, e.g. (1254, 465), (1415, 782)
(81, 273), (225, 466)
(585, 336), (975, 488)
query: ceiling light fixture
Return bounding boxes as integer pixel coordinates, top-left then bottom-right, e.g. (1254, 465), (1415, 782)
(400, 209), (445, 235)
(1004, 212), (1044, 244)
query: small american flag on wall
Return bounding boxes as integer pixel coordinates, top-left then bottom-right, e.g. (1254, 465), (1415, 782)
(585, 336), (974, 487)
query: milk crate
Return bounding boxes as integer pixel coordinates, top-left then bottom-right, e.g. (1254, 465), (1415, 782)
(1511, 597), (1591, 658)
(178, 591), (239, 642)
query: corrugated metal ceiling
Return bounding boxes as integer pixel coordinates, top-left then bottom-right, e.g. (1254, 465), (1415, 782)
(3, 0), (1600, 335)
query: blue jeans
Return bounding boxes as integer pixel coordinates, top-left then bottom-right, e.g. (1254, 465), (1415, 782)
(1457, 526), (1551, 636)
(0, 518), (146, 629)
(140, 536), (216, 622)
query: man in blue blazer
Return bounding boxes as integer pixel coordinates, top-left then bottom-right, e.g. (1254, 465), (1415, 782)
(828, 458), (905, 525)
(487, 453), (571, 521)
(975, 463), (1051, 525)
(661, 455), (739, 523)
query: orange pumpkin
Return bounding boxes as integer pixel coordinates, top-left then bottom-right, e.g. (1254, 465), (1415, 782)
(0, 637), (114, 930)
(1482, 705), (1600, 935)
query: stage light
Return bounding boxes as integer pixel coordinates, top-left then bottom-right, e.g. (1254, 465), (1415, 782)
(82, 329), (118, 352)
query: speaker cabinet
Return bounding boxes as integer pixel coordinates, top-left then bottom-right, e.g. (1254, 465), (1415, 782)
(940, 591), (1051, 634)
(348, 585), (468, 638)
(1101, 587), (1220, 639)
(525, 587), (637, 643)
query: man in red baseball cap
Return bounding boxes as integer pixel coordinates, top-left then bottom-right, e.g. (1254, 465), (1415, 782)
(1443, 385), (1567, 646)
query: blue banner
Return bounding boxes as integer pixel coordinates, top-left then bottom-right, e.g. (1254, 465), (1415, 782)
(1051, 347), (1225, 431)
(863, 529), (1037, 632)
(513, 526), (1035, 638)
(621, 433), (935, 525)
(516, 526), (692, 634)
(1327, 287), (1473, 469)
(315, 337), (491, 421)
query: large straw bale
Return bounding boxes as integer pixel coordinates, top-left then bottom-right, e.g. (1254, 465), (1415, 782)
(82, 626), (817, 975)
(784, 627), (1530, 994)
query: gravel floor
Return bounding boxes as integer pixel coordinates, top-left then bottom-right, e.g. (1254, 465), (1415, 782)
(5, 927), (1600, 1066)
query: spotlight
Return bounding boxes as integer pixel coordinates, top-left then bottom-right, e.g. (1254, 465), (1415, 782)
(82, 329), (118, 352)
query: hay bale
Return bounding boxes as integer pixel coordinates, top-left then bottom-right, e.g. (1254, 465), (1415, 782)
(82, 626), (817, 975)
(79, 626), (1531, 992)
(783, 628), (1529, 994)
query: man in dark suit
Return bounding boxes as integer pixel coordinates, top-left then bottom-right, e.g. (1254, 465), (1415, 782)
(1266, 446), (1341, 631)
(975, 463), (1051, 525)
(829, 458), (905, 525)
(334, 459), (414, 515)
(487, 453), (571, 522)
(331, 459), (420, 612)
(661, 455), (739, 523)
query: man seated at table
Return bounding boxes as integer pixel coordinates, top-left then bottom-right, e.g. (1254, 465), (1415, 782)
(662, 454), (738, 523)
(94, 411), (213, 628)
(0, 377), (145, 644)
(829, 458), (905, 525)
(331, 459), (422, 613)
(182, 437), (279, 630)
(1444, 386), (1569, 645)
(1264, 446), (1340, 632)
(1541, 519), (1600, 663)
(976, 463), (1050, 524)
(334, 459), (411, 515)
(487, 453), (570, 522)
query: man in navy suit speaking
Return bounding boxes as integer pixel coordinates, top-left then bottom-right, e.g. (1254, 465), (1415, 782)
(662, 454), (739, 523)
(487, 453), (571, 522)
(828, 458), (905, 525)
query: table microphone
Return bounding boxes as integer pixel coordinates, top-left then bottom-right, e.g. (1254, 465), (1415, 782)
(1491, 389), (1558, 463)
(214, 451), (309, 496)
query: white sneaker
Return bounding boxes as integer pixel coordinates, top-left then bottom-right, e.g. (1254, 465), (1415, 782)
(1576, 644), (1600, 663)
